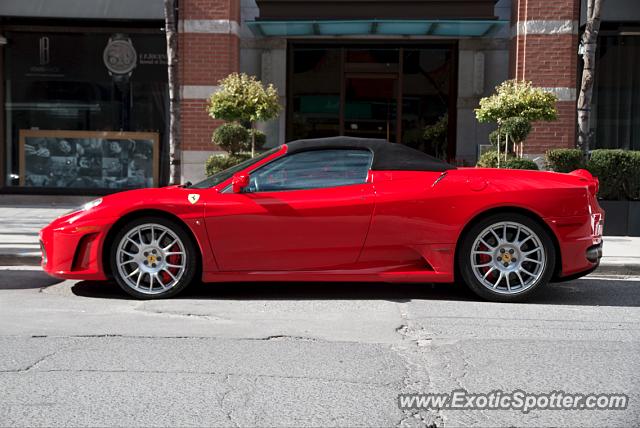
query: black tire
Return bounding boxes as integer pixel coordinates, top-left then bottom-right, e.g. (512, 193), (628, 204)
(109, 216), (198, 299)
(458, 213), (556, 303)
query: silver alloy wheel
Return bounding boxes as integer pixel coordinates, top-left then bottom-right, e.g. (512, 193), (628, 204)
(470, 221), (546, 295)
(115, 223), (187, 295)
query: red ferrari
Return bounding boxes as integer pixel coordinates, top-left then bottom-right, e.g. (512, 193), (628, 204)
(40, 137), (604, 302)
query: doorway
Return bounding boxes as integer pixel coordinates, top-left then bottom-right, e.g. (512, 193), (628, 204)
(287, 43), (457, 160)
(344, 75), (398, 142)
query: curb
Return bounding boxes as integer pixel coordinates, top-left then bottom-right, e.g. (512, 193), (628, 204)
(0, 254), (41, 267)
(594, 263), (640, 277)
(0, 255), (638, 277)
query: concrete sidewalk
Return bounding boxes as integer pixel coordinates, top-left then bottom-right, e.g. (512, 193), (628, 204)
(0, 204), (638, 275)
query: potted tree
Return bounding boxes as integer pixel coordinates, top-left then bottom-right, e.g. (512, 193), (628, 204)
(475, 80), (558, 167)
(207, 73), (281, 157)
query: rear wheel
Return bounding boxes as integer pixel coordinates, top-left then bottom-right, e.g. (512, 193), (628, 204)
(110, 217), (197, 299)
(458, 213), (555, 302)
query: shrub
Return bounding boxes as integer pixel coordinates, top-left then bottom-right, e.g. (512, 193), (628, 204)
(489, 117), (532, 150)
(476, 80), (558, 124)
(205, 154), (251, 176)
(587, 149), (640, 200)
(503, 158), (539, 170)
(249, 129), (267, 152)
(546, 148), (585, 173)
(207, 73), (281, 124)
(627, 151), (640, 200)
(476, 150), (514, 168)
(212, 123), (250, 155)
(423, 114), (448, 158)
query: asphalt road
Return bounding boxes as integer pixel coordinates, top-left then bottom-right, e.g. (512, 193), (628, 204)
(0, 268), (638, 427)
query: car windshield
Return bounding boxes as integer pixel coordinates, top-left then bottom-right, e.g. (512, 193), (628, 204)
(189, 147), (281, 189)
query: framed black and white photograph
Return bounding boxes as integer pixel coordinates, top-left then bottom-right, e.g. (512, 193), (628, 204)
(19, 130), (159, 189)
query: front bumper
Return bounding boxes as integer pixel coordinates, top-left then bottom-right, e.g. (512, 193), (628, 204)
(40, 214), (116, 281)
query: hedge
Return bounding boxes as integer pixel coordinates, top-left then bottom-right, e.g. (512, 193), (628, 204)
(546, 148), (584, 173)
(476, 150), (538, 170)
(586, 150), (640, 200)
(503, 158), (539, 170)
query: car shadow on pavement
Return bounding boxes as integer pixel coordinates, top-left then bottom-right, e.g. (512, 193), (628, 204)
(0, 269), (62, 290)
(69, 276), (640, 307)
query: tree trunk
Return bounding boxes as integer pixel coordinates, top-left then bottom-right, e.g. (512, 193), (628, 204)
(250, 123), (256, 157)
(577, 0), (603, 159)
(164, 0), (181, 185)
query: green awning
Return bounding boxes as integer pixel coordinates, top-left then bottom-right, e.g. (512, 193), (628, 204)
(247, 19), (508, 38)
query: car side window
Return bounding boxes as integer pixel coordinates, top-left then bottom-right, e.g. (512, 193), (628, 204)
(246, 149), (372, 193)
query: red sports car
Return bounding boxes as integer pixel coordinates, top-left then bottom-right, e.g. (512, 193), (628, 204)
(40, 137), (604, 302)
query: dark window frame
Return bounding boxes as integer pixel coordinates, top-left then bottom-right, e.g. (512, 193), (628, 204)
(286, 40), (458, 161)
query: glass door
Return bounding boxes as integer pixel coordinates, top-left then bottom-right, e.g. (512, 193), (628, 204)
(343, 74), (398, 142)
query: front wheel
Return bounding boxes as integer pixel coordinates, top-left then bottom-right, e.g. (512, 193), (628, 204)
(458, 213), (556, 302)
(110, 217), (197, 299)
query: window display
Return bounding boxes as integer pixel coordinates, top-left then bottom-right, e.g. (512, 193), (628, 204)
(20, 130), (158, 189)
(3, 29), (168, 192)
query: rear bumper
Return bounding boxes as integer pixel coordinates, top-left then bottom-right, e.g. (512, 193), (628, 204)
(586, 243), (603, 264)
(547, 210), (604, 280)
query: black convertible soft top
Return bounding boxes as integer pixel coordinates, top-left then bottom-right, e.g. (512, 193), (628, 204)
(285, 136), (456, 172)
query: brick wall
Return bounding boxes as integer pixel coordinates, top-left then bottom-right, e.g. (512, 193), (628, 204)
(179, 0), (240, 154)
(511, 0), (580, 152)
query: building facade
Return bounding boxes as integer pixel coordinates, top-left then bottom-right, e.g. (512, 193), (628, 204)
(0, 0), (638, 194)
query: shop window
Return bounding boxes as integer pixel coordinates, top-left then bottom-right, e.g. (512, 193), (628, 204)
(289, 48), (341, 141)
(593, 35), (640, 151)
(3, 30), (168, 191)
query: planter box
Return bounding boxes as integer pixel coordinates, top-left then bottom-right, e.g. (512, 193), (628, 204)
(628, 201), (640, 237)
(599, 200), (640, 237)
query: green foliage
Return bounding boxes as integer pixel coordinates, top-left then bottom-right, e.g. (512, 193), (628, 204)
(212, 123), (250, 155)
(489, 117), (532, 152)
(500, 117), (532, 144)
(207, 73), (281, 123)
(545, 149), (585, 173)
(476, 150), (514, 168)
(503, 158), (539, 170)
(627, 151), (640, 200)
(212, 124), (268, 156)
(476, 80), (558, 124)
(205, 154), (252, 177)
(423, 115), (448, 158)
(250, 129), (267, 152)
(476, 150), (539, 170)
(587, 150), (640, 200)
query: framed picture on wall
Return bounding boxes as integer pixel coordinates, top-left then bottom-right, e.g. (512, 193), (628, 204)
(19, 130), (159, 189)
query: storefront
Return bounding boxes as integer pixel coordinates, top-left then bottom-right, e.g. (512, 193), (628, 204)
(0, 3), (168, 195)
(286, 42), (456, 159)
(3, 0), (639, 195)
(243, 0), (509, 165)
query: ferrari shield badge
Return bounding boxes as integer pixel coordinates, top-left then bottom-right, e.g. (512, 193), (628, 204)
(188, 194), (200, 205)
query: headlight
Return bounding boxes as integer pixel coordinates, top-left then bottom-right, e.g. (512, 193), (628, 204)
(66, 198), (103, 215)
(81, 198), (103, 211)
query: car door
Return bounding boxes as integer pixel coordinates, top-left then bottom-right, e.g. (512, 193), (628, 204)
(205, 149), (375, 271)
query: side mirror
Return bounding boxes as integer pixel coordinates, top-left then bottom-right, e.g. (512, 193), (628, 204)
(232, 173), (250, 193)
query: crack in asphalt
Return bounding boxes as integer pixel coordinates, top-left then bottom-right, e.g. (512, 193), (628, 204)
(393, 303), (444, 428)
(14, 333), (322, 342)
(0, 368), (395, 387)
